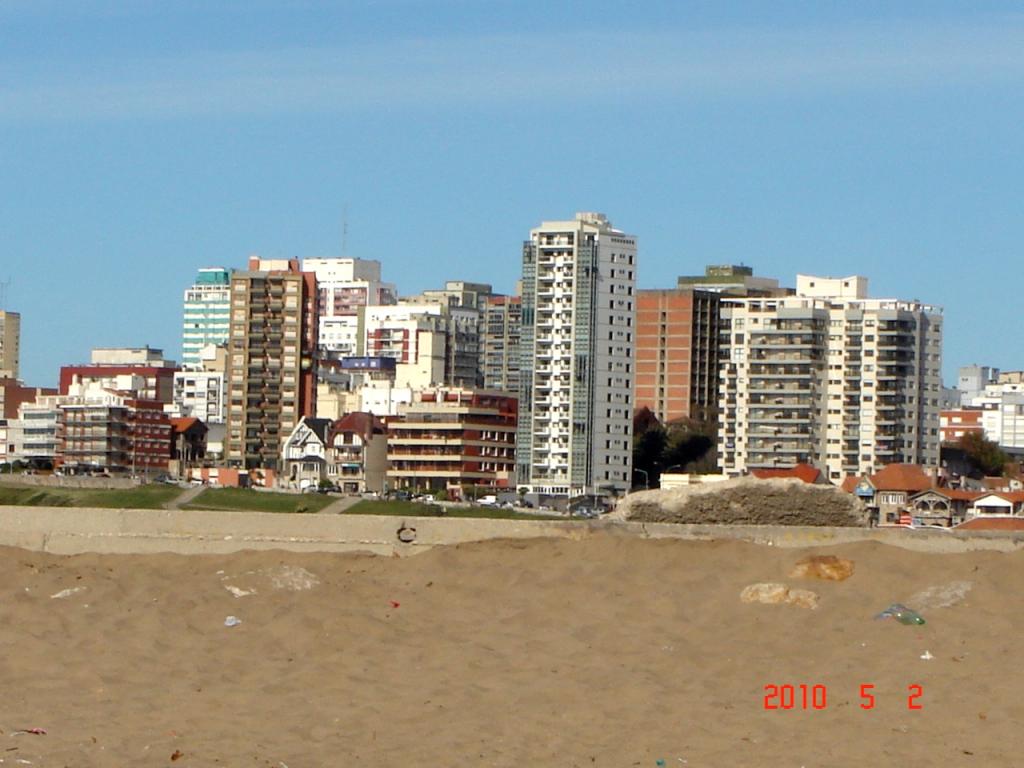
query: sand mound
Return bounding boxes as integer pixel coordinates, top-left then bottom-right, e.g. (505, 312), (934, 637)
(614, 476), (867, 526)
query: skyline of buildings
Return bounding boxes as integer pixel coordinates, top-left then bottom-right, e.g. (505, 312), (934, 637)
(4, 209), (1023, 501)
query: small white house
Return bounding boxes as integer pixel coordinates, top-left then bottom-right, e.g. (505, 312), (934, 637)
(969, 491), (1024, 517)
(282, 418), (333, 490)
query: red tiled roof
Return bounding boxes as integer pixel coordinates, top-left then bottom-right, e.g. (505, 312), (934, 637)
(840, 475), (863, 494)
(751, 463), (823, 484)
(332, 412), (386, 441)
(982, 476), (1012, 491)
(170, 417), (199, 432)
(955, 517), (1024, 531)
(932, 488), (985, 501)
(868, 464), (935, 492)
(987, 491), (1024, 503)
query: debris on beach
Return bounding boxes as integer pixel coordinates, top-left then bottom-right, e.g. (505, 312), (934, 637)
(224, 585), (256, 598)
(789, 554), (854, 581)
(740, 582), (819, 609)
(875, 603), (926, 625)
(908, 581), (972, 610)
(269, 566), (320, 591)
(50, 586), (86, 600)
(224, 615), (242, 628)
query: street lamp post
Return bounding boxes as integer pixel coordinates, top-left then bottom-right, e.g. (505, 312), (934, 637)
(634, 468), (649, 491)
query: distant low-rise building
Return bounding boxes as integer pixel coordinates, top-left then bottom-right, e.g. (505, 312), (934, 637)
(57, 379), (171, 475)
(61, 347), (178, 404)
(170, 417), (208, 477)
(327, 412), (388, 494)
(388, 387), (517, 495)
(281, 413), (387, 492)
(940, 408), (984, 444)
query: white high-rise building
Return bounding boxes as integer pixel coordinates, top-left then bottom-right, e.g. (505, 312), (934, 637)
(181, 268), (232, 369)
(718, 275), (943, 482)
(516, 212), (637, 498)
(301, 258), (396, 359)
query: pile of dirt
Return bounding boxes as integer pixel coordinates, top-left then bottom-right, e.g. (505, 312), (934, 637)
(614, 476), (867, 527)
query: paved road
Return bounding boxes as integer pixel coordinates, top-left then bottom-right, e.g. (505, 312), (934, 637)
(163, 484), (206, 510)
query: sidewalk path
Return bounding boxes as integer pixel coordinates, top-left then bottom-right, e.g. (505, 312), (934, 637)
(163, 484), (205, 510)
(319, 495), (363, 515)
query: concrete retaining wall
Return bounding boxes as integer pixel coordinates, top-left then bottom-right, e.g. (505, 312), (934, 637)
(0, 476), (140, 489)
(1, 506), (1023, 556)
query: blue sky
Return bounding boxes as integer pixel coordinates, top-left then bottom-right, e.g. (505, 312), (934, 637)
(2, 1), (1022, 387)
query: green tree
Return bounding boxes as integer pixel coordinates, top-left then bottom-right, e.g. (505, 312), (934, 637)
(958, 432), (1008, 476)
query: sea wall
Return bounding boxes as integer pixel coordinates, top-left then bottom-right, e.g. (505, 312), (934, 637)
(0, 476), (140, 489)
(0, 506), (1022, 556)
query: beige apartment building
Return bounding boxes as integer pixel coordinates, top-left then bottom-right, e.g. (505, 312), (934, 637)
(0, 310), (21, 379)
(388, 387), (517, 494)
(718, 275), (943, 482)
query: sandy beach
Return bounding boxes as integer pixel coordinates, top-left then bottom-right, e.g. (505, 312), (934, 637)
(1, 535), (1022, 766)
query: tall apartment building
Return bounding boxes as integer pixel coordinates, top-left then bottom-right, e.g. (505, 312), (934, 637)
(634, 288), (721, 424)
(0, 310), (21, 379)
(182, 268), (232, 369)
(481, 295), (522, 394)
(362, 302), (481, 388)
(718, 275), (943, 481)
(302, 258), (396, 359)
(223, 257), (318, 470)
(635, 266), (787, 425)
(516, 212), (637, 498)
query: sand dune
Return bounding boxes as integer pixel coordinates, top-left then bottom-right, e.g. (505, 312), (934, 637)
(1, 536), (1022, 766)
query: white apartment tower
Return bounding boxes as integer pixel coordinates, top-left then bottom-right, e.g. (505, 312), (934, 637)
(181, 268), (232, 369)
(516, 212), (637, 498)
(718, 275), (943, 482)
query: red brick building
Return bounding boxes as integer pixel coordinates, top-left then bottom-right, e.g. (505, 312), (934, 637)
(940, 408), (984, 444)
(634, 288), (721, 424)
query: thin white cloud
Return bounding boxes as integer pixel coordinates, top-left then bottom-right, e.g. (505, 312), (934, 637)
(3, 17), (1024, 120)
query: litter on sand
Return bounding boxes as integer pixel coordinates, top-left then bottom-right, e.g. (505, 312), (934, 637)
(224, 616), (242, 628)
(875, 603), (926, 625)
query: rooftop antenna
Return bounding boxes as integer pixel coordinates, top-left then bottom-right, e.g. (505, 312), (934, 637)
(342, 204), (349, 257)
